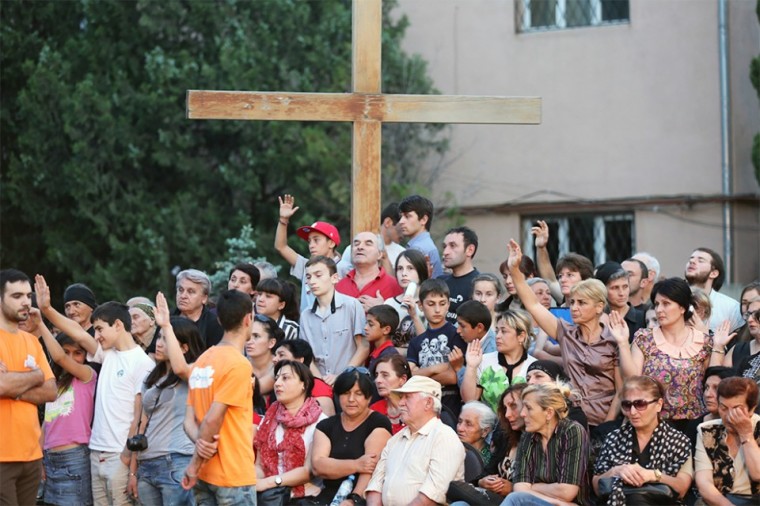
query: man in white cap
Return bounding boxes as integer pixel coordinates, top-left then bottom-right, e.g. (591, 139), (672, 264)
(366, 376), (464, 506)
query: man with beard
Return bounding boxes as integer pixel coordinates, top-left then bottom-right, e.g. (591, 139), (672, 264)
(0, 269), (56, 505)
(440, 226), (479, 324)
(685, 247), (742, 332)
(621, 257), (651, 313)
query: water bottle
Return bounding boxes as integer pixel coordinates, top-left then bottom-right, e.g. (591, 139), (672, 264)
(400, 281), (417, 310)
(330, 474), (356, 506)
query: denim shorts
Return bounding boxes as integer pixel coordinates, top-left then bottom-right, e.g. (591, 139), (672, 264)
(43, 445), (93, 505)
(137, 453), (195, 506)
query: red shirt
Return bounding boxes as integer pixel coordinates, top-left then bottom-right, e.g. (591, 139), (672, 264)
(335, 267), (402, 300)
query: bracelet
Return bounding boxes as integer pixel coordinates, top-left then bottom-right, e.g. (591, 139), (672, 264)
(741, 438), (751, 445)
(712, 347), (726, 354)
(129, 472), (137, 477)
(279, 219), (289, 226)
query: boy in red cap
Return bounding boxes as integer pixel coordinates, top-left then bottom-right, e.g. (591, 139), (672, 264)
(274, 194), (343, 312)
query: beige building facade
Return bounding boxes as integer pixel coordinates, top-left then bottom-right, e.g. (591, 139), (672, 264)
(397, 0), (760, 286)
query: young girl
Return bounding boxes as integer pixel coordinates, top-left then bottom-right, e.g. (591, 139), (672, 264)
(130, 293), (204, 505)
(255, 278), (300, 340)
(33, 301), (97, 506)
(245, 314), (284, 397)
(472, 273), (505, 329)
(383, 249), (429, 353)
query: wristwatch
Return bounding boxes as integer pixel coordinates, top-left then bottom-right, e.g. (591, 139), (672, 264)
(653, 469), (662, 482)
(274, 475), (283, 486)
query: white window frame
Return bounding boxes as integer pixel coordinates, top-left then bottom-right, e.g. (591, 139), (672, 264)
(518, 0), (614, 32)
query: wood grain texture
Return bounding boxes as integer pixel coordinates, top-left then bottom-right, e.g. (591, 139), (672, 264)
(352, 0), (382, 94)
(351, 120), (382, 235)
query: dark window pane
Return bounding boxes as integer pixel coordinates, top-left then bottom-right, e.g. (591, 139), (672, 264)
(568, 216), (595, 260)
(605, 219), (633, 262)
(530, 0), (556, 28)
(602, 0), (630, 22)
(565, 0), (593, 27)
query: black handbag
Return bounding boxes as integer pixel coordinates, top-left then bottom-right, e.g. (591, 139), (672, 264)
(597, 477), (676, 505)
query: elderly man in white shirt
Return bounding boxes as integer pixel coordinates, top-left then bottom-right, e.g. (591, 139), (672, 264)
(366, 376), (464, 506)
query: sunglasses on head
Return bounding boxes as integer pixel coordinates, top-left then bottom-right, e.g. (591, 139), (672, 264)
(254, 314), (275, 324)
(345, 366), (371, 377)
(621, 399), (658, 412)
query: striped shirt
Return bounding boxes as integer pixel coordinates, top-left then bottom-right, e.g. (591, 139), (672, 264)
(512, 418), (591, 505)
(276, 315), (300, 340)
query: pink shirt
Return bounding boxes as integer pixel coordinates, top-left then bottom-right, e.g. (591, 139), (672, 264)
(44, 371), (97, 449)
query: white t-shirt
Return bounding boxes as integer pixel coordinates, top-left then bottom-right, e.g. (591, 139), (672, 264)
(709, 289), (743, 332)
(87, 344), (155, 452)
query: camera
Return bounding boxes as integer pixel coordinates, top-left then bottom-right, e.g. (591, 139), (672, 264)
(126, 434), (148, 452)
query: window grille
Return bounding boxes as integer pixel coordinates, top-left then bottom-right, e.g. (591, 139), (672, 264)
(516, 0), (630, 33)
(521, 213), (634, 267)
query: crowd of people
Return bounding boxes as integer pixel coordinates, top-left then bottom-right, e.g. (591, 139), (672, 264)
(1, 193), (759, 506)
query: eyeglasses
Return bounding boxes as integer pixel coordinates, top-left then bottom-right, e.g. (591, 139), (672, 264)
(621, 399), (658, 412)
(743, 310), (760, 322)
(345, 366), (371, 377)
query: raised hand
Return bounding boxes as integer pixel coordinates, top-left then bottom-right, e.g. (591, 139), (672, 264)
(154, 292), (171, 329)
(34, 275), (52, 311)
(465, 338), (483, 369)
(278, 194), (300, 220)
(608, 310), (630, 345)
(712, 319), (735, 350)
(531, 220), (549, 249)
(506, 239), (523, 273)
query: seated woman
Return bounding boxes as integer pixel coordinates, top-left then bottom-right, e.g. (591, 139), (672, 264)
(685, 366), (735, 447)
(525, 360), (589, 431)
(593, 376), (693, 505)
(502, 382), (590, 506)
(254, 360), (327, 503)
(456, 401), (497, 467)
(726, 299), (760, 380)
(370, 354), (411, 434)
(695, 377), (760, 505)
(273, 339), (335, 416)
(311, 368), (392, 505)
(448, 384), (527, 506)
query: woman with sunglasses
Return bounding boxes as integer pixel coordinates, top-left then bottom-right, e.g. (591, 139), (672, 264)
(593, 376), (693, 505)
(254, 360), (326, 503)
(246, 314), (284, 398)
(370, 354), (411, 434)
(312, 367), (392, 505)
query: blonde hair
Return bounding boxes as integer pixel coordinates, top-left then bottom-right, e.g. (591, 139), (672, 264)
(690, 288), (712, 320)
(569, 278), (607, 306)
(496, 309), (535, 350)
(521, 381), (574, 420)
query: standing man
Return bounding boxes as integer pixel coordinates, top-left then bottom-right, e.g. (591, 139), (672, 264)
(594, 262), (645, 342)
(340, 202), (406, 275)
(440, 227), (480, 324)
(684, 247), (743, 331)
(621, 257), (651, 312)
(398, 195), (443, 278)
(365, 376), (464, 506)
(0, 269), (57, 506)
(183, 289), (256, 504)
(175, 269), (223, 348)
(632, 252), (660, 306)
(336, 232), (403, 312)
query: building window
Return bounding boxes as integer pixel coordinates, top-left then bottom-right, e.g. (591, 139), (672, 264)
(521, 212), (634, 267)
(516, 0), (630, 33)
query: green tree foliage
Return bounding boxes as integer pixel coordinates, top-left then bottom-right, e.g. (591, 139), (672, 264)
(1, 0), (447, 303)
(208, 224), (270, 296)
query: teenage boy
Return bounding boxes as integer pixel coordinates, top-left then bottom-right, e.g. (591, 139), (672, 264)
(36, 275), (154, 506)
(275, 193), (343, 313)
(365, 304), (400, 372)
(0, 269), (56, 506)
(594, 261), (645, 342)
(183, 289), (256, 504)
(449, 300), (497, 389)
(398, 195), (443, 278)
(300, 256), (367, 385)
(406, 279), (466, 417)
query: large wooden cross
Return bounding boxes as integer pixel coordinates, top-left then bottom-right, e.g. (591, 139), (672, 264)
(187, 0), (541, 237)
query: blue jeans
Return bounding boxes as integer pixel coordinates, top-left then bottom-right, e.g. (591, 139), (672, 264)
(501, 491), (555, 506)
(43, 445), (93, 505)
(194, 479), (256, 506)
(137, 453), (195, 506)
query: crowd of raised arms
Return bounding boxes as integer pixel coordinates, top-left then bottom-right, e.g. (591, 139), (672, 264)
(2, 193), (759, 506)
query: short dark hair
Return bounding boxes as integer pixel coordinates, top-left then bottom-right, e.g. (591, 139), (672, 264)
(256, 278), (300, 321)
(273, 339), (314, 367)
(274, 359), (314, 398)
(395, 249), (429, 284)
(624, 258), (649, 280)
(694, 247), (726, 291)
(445, 226), (479, 258)
(367, 304), (399, 333)
(0, 269), (30, 297)
(499, 255), (538, 278)
(718, 376), (759, 411)
(229, 263), (261, 291)
(216, 289), (252, 331)
(373, 354), (412, 381)
(333, 368), (374, 400)
(305, 255), (337, 276)
(419, 278), (450, 302)
(92, 301), (132, 332)
(456, 300), (492, 330)
(399, 195), (434, 231)
(703, 366), (735, 387)
(253, 314), (285, 344)
(651, 277), (694, 321)
(556, 253), (594, 280)
(381, 202), (400, 225)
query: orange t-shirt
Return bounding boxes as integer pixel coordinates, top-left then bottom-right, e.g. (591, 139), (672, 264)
(187, 345), (255, 487)
(0, 328), (55, 462)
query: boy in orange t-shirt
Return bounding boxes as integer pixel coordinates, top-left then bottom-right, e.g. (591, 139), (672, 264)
(0, 269), (57, 506)
(183, 289), (256, 504)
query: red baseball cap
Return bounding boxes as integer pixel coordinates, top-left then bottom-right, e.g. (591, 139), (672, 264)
(296, 221), (341, 246)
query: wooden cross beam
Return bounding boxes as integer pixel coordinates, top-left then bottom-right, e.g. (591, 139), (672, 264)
(187, 0), (541, 237)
